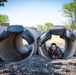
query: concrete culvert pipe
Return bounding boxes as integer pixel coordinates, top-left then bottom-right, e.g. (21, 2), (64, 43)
(73, 30), (76, 56)
(25, 27), (41, 54)
(38, 26), (76, 59)
(0, 25), (40, 61)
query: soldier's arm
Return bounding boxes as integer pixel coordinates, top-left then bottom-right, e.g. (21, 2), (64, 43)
(55, 48), (63, 59)
(48, 47), (53, 57)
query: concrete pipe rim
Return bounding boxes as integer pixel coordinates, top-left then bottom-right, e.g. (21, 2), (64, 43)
(0, 26), (35, 61)
(25, 27), (41, 54)
(38, 27), (76, 59)
(12, 28), (35, 60)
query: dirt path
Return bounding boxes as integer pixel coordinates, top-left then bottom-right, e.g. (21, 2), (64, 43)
(0, 55), (76, 75)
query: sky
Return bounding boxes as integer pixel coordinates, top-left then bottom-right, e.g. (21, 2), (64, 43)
(0, 0), (73, 27)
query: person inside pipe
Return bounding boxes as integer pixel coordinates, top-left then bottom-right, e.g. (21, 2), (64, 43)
(48, 43), (63, 59)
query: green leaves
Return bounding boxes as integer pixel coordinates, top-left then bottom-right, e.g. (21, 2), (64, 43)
(62, 0), (76, 30)
(36, 24), (44, 32)
(44, 22), (53, 29)
(36, 22), (53, 32)
(0, 0), (7, 7)
(0, 14), (9, 26)
(63, 3), (76, 14)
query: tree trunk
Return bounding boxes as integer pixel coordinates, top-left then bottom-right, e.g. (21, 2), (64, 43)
(74, 0), (76, 29)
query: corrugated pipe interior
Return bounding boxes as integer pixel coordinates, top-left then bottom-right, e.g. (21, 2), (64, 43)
(38, 26), (76, 59)
(0, 25), (40, 61)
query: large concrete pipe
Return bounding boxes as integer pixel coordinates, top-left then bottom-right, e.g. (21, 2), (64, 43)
(73, 30), (76, 56)
(25, 27), (41, 54)
(0, 25), (40, 61)
(38, 26), (76, 59)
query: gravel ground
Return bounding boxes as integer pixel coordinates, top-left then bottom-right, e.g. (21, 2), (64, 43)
(0, 55), (76, 75)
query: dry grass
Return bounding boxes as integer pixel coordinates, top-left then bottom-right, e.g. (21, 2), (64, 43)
(46, 35), (65, 48)
(22, 39), (28, 44)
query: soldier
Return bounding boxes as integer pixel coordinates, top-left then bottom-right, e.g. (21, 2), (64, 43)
(48, 43), (63, 59)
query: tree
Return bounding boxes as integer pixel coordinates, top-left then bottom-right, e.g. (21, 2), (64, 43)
(31, 26), (36, 29)
(62, 0), (76, 30)
(36, 24), (44, 32)
(0, 0), (7, 6)
(36, 22), (53, 32)
(0, 14), (9, 26)
(74, 0), (76, 29)
(44, 22), (53, 30)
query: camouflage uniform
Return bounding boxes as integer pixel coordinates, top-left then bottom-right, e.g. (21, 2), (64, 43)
(48, 47), (63, 59)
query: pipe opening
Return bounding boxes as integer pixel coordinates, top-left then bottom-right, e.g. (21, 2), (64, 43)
(46, 35), (65, 52)
(39, 34), (75, 59)
(15, 34), (34, 58)
(0, 33), (34, 61)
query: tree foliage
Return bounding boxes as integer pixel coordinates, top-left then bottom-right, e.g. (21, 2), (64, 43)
(0, 14), (9, 26)
(0, 0), (7, 6)
(44, 22), (53, 30)
(35, 22), (53, 32)
(36, 24), (44, 32)
(62, 0), (76, 30)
